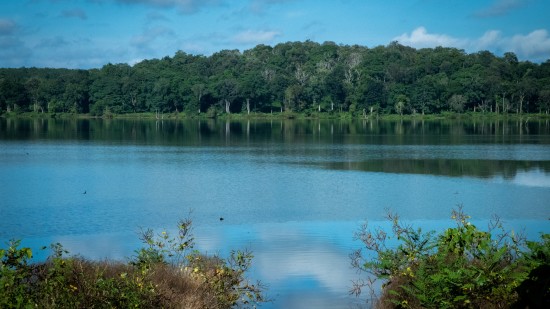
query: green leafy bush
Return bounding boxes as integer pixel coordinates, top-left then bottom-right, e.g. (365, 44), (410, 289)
(132, 218), (266, 308)
(514, 233), (550, 308)
(0, 240), (34, 308)
(0, 218), (266, 308)
(351, 206), (549, 308)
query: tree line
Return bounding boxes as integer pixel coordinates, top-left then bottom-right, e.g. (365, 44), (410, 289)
(1, 41), (550, 117)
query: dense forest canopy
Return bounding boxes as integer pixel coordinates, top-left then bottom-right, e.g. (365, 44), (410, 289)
(1, 41), (550, 116)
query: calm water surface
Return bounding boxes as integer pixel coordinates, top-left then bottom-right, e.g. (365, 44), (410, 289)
(1, 118), (550, 308)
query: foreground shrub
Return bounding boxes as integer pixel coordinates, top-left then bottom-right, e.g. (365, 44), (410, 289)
(0, 240), (33, 308)
(0, 218), (266, 308)
(132, 218), (266, 308)
(351, 206), (549, 308)
(514, 233), (550, 308)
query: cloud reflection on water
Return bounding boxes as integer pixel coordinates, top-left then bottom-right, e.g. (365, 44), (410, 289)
(508, 169), (550, 188)
(194, 221), (363, 308)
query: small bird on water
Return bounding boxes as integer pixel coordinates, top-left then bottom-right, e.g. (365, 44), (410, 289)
(83, 190), (87, 194)
(219, 217), (224, 221)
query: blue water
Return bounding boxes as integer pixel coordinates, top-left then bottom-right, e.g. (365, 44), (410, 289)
(1, 118), (549, 308)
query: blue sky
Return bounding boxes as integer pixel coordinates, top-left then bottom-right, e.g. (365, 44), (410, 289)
(1, 0), (549, 68)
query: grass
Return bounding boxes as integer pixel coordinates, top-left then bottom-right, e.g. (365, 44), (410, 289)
(1, 252), (230, 308)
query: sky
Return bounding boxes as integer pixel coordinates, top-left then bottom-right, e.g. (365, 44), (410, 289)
(1, 0), (549, 69)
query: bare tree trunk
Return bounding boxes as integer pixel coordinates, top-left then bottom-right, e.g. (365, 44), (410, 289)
(519, 94), (524, 114)
(246, 98), (250, 115)
(198, 93), (203, 113)
(225, 99), (231, 114)
(131, 96), (137, 112)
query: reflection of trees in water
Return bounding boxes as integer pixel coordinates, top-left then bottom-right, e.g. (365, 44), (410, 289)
(320, 159), (550, 179)
(2, 118), (550, 147)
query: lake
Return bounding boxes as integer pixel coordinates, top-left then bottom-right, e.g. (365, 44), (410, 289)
(1, 117), (549, 308)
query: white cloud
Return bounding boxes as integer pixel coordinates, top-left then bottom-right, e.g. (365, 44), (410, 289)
(473, 29), (550, 61)
(476, 30), (501, 50)
(232, 29), (281, 44)
(393, 27), (467, 49)
(394, 27), (550, 62)
(506, 29), (550, 61)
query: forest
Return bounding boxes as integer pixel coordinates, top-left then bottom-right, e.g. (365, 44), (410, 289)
(1, 41), (550, 117)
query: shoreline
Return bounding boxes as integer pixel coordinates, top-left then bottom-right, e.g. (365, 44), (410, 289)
(3, 111), (550, 121)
